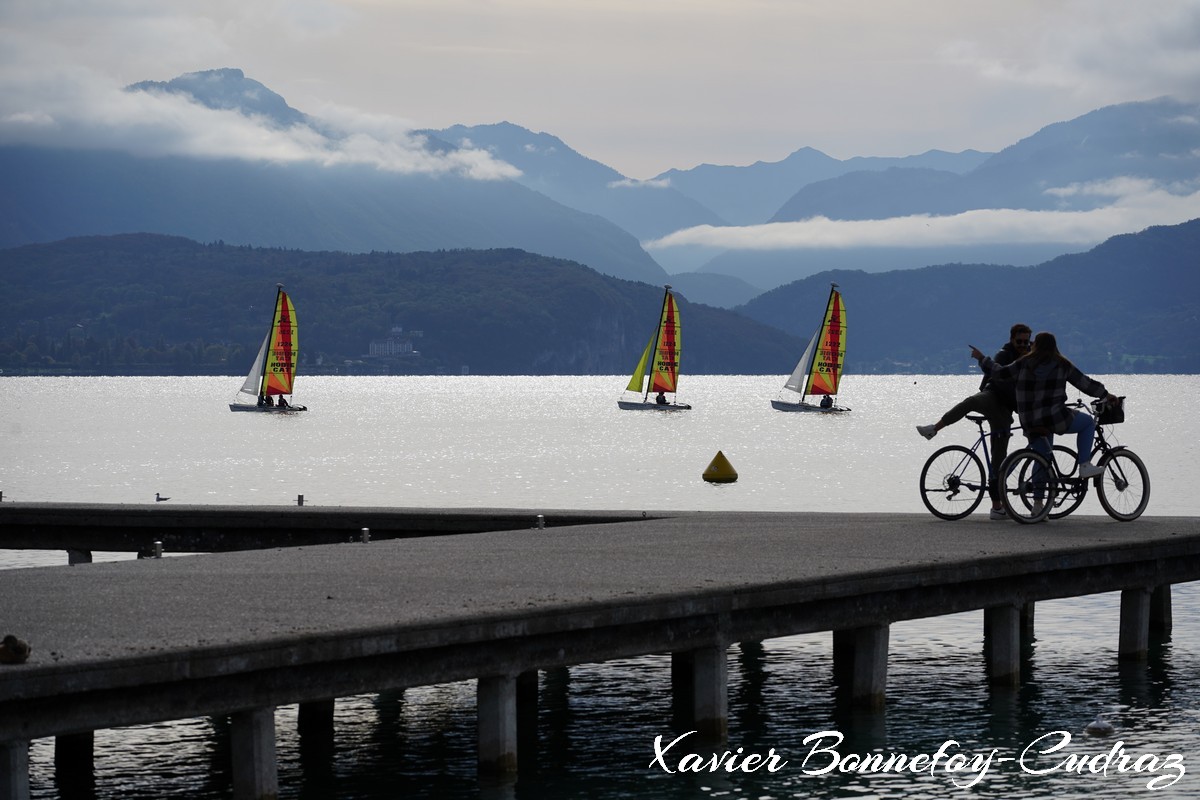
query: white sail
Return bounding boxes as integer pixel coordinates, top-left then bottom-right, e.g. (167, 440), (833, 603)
(782, 330), (818, 396)
(237, 332), (269, 397)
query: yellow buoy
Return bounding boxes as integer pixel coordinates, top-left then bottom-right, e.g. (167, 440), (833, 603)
(702, 450), (738, 483)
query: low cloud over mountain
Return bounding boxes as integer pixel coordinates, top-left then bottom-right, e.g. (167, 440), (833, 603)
(0, 69), (666, 284)
(2, 67), (1198, 301)
(647, 178), (1200, 251)
(1, 68), (518, 180)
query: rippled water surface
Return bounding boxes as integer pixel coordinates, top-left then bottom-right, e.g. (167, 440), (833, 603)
(2, 374), (1197, 798)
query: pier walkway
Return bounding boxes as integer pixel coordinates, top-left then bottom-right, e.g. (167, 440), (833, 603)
(1, 506), (1198, 799)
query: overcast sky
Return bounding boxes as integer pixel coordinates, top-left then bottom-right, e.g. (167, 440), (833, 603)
(3, 0), (1198, 178)
(2, 1), (1199, 253)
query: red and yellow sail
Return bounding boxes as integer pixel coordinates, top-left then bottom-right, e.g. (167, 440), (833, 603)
(803, 287), (845, 397)
(649, 291), (681, 394)
(262, 288), (298, 396)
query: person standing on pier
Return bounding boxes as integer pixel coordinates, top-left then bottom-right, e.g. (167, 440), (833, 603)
(915, 323), (1031, 519)
(979, 331), (1116, 480)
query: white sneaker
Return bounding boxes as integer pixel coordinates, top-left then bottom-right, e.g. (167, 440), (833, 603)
(1032, 499), (1044, 517)
(989, 508), (1007, 520)
(916, 424), (938, 440)
(1078, 462), (1104, 479)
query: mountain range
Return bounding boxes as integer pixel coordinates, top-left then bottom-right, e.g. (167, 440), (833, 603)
(1, 68), (1197, 308)
(0, 68), (1196, 376)
(739, 219), (1200, 374)
(2, 220), (1196, 376)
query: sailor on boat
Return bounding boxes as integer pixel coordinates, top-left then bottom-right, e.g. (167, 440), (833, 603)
(230, 284), (307, 412)
(617, 284), (692, 411)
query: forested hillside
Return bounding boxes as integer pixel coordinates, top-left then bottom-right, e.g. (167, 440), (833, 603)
(739, 219), (1200, 374)
(3, 219), (1196, 377)
(0, 235), (800, 376)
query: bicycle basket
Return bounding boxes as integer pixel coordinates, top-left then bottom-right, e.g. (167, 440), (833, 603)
(1094, 396), (1125, 424)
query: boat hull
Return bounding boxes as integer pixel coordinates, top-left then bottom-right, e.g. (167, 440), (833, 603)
(617, 400), (692, 411)
(229, 403), (308, 413)
(770, 399), (849, 413)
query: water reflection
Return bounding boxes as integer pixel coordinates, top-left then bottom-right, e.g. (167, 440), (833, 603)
(24, 586), (1200, 800)
(31, 605), (1200, 800)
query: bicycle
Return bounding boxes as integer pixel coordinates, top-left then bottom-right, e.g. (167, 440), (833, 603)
(998, 397), (1150, 524)
(919, 413), (1025, 520)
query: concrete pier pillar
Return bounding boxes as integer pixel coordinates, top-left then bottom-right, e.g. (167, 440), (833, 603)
(477, 675), (518, 775)
(984, 606), (1021, 687)
(298, 699), (335, 759)
(692, 645), (729, 742)
(1, 740), (30, 800)
(516, 670), (538, 714)
(516, 669), (539, 748)
(670, 651), (694, 694)
(831, 629), (854, 687)
(670, 650), (695, 725)
(67, 549), (92, 565)
(229, 707), (278, 800)
(1119, 588), (1151, 661)
(1020, 602), (1036, 644)
(833, 625), (890, 709)
(54, 731), (95, 794)
(1150, 585), (1172, 637)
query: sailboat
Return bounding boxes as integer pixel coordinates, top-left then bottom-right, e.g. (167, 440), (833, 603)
(618, 285), (691, 411)
(771, 282), (850, 413)
(229, 284), (307, 412)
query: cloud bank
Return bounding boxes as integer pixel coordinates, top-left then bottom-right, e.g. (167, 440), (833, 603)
(644, 178), (1200, 251)
(0, 66), (519, 180)
(608, 177), (672, 189)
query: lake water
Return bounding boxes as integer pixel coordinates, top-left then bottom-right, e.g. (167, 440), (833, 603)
(2, 374), (1198, 799)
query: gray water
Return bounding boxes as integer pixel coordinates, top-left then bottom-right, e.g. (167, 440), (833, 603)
(2, 374), (1197, 798)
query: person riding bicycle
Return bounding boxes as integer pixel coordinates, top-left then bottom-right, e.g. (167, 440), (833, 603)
(916, 323), (1030, 519)
(978, 331), (1117, 481)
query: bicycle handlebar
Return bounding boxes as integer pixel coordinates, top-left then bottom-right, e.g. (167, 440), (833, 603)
(1068, 396), (1125, 412)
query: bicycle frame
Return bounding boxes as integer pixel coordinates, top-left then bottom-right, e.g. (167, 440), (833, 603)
(966, 414), (1019, 487)
(1001, 398), (1148, 522)
(919, 414), (1019, 520)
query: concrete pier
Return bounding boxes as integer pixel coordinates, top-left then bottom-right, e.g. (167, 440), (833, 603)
(297, 699), (335, 758)
(984, 605), (1021, 686)
(690, 646), (729, 739)
(230, 708), (278, 800)
(1, 742), (29, 800)
(1150, 584), (1172, 634)
(1119, 587), (1152, 660)
(0, 503), (648, 554)
(1, 508), (1197, 799)
(477, 676), (518, 775)
(841, 624), (890, 709)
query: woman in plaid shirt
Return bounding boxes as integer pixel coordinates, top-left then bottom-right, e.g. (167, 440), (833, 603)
(977, 331), (1115, 479)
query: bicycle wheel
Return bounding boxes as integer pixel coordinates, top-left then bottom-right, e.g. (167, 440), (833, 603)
(920, 445), (986, 520)
(1048, 445), (1087, 519)
(1000, 449), (1056, 524)
(1096, 449), (1150, 521)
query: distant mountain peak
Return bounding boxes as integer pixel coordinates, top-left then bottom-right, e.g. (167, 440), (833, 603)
(125, 68), (308, 129)
(436, 121), (573, 158)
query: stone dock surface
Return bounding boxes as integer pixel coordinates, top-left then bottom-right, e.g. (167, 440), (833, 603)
(2, 508), (1199, 799)
(1, 510), (1197, 701)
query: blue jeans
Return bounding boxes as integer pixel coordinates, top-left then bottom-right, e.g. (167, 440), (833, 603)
(1029, 411), (1096, 465)
(1027, 411), (1096, 500)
